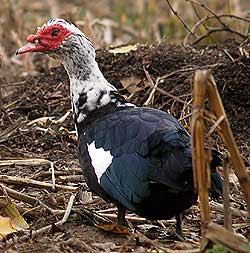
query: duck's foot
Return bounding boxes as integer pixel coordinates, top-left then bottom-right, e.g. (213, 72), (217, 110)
(117, 205), (127, 227)
(175, 213), (185, 241)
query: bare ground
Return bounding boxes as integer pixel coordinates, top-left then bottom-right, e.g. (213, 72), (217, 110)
(0, 40), (249, 252)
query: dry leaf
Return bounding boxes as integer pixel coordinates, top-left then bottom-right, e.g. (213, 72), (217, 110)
(96, 223), (130, 234)
(79, 191), (93, 205)
(1, 198), (29, 231)
(109, 44), (137, 54)
(0, 216), (16, 240)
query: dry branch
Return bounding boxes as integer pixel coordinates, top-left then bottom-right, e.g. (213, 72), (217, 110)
(150, 64), (220, 107)
(58, 175), (85, 183)
(186, 0), (248, 40)
(31, 168), (82, 180)
(0, 175), (78, 192)
(0, 184), (58, 215)
(10, 194), (76, 244)
(165, 0), (196, 38)
(143, 67), (158, 106)
(50, 162), (55, 191)
(191, 69), (250, 251)
(0, 119), (24, 143)
(205, 221), (250, 253)
(183, 2), (250, 46)
(0, 158), (51, 167)
(210, 201), (249, 218)
(190, 27), (245, 46)
(97, 212), (175, 225)
(0, 183), (36, 205)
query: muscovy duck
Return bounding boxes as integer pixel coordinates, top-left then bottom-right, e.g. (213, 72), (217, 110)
(16, 19), (222, 236)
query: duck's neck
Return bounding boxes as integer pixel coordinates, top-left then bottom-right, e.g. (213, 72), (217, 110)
(61, 46), (131, 132)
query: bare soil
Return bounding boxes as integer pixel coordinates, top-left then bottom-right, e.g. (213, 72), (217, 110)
(0, 40), (249, 252)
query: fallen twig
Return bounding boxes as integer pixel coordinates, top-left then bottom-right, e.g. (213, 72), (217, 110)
(0, 119), (24, 144)
(210, 201), (249, 218)
(50, 162), (56, 190)
(31, 168), (82, 180)
(0, 158), (51, 167)
(12, 194), (76, 243)
(96, 212), (175, 225)
(0, 184), (58, 215)
(96, 207), (117, 213)
(223, 49), (235, 63)
(0, 175), (78, 192)
(58, 175), (85, 183)
(27, 111), (71, 126)
(54, 110), (71, 124)
(149, 64), (220, 107)
(205, 221), (250, 253)
(74, 206), (111, 225)
(0, 81), (27, 88)
(143, 67), (158, 106)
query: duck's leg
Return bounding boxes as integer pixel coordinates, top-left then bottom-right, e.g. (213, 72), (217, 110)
(117, 205), (127, 226)
(175, 213), (185, 240)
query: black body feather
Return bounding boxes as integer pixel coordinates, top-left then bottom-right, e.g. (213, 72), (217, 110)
(78, 107), (221, 221)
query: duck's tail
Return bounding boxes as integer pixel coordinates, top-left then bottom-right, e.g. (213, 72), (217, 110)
(210, 149), (223, 199)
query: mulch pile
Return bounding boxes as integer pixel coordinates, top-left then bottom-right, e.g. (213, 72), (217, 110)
(0, 40), (249, 252)
(2, 40), (250, 164)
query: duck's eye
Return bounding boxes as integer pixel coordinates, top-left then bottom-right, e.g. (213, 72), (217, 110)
(51, 28), (59, 37)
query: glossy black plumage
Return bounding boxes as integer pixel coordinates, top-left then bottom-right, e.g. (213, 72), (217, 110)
(78, 107), (208, 223)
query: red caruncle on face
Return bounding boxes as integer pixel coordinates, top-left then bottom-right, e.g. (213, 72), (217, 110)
(16, 24), (73, 54)
(28, 24), (72, 50)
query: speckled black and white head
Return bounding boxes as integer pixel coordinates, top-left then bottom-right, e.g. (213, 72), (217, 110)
(17, 18), (134, 132)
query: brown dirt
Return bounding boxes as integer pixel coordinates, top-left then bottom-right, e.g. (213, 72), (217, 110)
(0, 40), (249, 252)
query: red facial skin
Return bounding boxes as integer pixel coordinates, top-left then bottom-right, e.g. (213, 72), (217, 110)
(16, 24), (73, 54)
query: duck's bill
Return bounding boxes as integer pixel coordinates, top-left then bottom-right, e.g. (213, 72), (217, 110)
(16, 42), (47, 55)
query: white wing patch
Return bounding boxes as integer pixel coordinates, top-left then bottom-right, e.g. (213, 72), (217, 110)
(117, 102), (136, 107)
(87, 142), (113, 182)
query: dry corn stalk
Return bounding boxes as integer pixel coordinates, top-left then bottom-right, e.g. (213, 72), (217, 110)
(206, 74), (250, 213)
(192, 70), (210, 233)
(192, 69), (250, 252)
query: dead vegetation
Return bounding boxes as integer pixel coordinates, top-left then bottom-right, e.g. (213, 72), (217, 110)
(0, 0), (250, 252)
